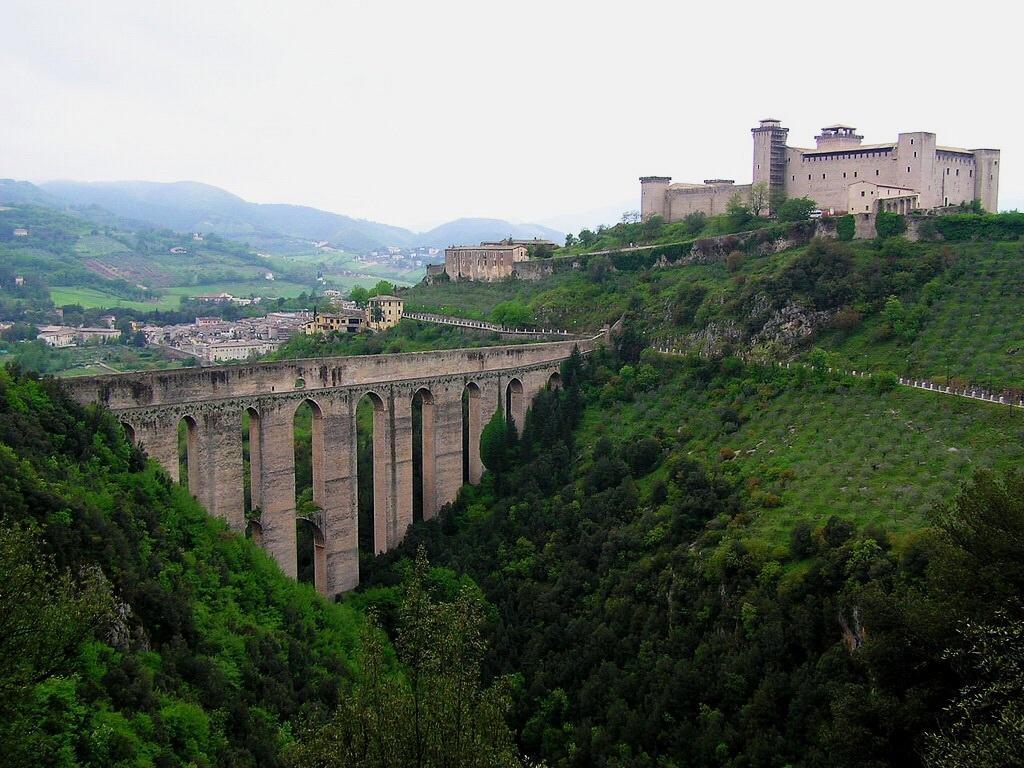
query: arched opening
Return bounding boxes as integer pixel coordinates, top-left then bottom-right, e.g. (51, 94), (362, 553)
(462, 382), (482, 484)
(295, 378), (306, 390)
(120, 421), (136, 445)
(293, 399), (324, 586)
(177, 415), (198, 493)
(506, 378), (524, 436)
(548, 372), (562, 390)
(412, 388), (435, 522)
(356, 392), (385, 559)
(242, 407), (261, 540)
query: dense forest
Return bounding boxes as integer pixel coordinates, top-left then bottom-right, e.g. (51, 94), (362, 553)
(360, 341), (1024, 767)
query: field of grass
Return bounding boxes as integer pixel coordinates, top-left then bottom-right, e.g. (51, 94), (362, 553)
(160, 280), (311, 300)
(578, 361), (1024, 552)
(817, 241), (1024, 389)
(50, 286), (181, 310)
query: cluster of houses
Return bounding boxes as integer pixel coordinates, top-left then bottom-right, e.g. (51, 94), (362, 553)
(302, 294), (404, 335)
(36, 323), (124, 348)
(145, 311), (313, 362)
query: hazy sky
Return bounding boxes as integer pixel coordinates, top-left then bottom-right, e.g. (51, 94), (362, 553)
(2, 0), (1020, 230)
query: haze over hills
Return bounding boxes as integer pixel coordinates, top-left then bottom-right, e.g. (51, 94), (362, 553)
(6, 178), (565, 253)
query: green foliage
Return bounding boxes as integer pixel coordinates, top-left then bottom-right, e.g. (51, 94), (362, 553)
(369, 280), (395, 297)
(285, 549), (524, 768)
(491, 299), (533, 328)
(836, 213), (856, 241)
(361, 348), (1024, 768)
(876, 211), (907, 239)
(776, 197), (817, 222)
(348, 285), (369, 304)
(0, 364), (364, 765)
(932, 212), (1024, 241)
(924, 615), (1024, 766)
(727, 192), (754, 228)
(480, 407), (517, 475)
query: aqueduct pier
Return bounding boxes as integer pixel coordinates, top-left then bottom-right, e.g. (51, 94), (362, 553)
(64, 337), (597, 597)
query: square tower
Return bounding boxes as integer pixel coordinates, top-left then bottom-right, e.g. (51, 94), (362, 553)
(751, 119), (789, 211)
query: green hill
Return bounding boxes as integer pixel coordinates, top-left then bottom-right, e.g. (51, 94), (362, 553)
(359, 344), (1024, 767)
(0, 365), (364, 765)
(404, 213), (1024, 390)
(361, 215), (1024, 765)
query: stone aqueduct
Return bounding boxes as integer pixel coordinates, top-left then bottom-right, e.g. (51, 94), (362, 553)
(65, 338), (598, 598)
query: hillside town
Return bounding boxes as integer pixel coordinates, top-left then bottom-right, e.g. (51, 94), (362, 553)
(19, 292), (407, 364)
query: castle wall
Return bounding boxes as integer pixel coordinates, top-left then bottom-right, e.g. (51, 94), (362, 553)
(782, 133), (985, 212)
(783, 146), (900, 212)
(667, 183), (751, 219)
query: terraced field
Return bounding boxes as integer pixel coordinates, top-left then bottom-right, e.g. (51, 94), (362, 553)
(578, 362), (1024, 552)
(817, 240), (1024, 389)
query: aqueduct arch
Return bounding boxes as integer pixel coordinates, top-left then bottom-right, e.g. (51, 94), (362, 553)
(65, 338), (597, 597)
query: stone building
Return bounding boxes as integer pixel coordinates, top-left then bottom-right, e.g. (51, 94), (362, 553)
(303, 308), (365, 335)
(642, 118), (1000, 220)
(367, 294), (404, 331)
(443, 243), (529, 281)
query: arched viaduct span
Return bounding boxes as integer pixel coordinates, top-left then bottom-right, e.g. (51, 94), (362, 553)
(64, 337), (598, 598)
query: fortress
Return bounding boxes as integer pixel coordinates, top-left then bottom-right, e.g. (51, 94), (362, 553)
(641, 118), (1000, 220)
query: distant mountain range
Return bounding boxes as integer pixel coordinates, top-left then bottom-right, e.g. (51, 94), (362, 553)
(0, 178), (564, 253)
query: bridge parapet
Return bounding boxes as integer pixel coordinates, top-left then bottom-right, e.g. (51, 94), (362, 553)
(64, 337), (596, 411)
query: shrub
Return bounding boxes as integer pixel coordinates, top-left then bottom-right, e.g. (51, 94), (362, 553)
(725, 250), (744, 273)
(836, 214), (855, 241)
(876, 212), (907, 239)
(776, 197), (817, 222)
(683, 210), (706, 235)
(719, 447), (736, 461)
(832, 306), (863, 332)
(823, 515), (856, 548)
(933, 212), (1024, 241)
(789, 521), (816, 558)
(624, 437), (662, 476)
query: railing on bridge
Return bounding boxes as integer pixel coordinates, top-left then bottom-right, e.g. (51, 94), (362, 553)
(403, 311), (577, 338)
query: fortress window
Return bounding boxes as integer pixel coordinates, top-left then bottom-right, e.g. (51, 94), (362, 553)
(808, 174), (811, 180)
(911, 138), (914, 144)
(861, 191), (865, 197)
(907, 167), (911, 173)
(914, 151), (917, 157)
(822, 173), (826, 179)
(854, 171), (858, 178)
(792, 175), (795, 181)
(946, 168), (950, 175)
(956, 169), (959, 176)
(843, 172), (847, 178)
(970, 170), (974, 177)
(875, 170), (879, 176)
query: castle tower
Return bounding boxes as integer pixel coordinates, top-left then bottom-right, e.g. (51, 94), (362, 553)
(896, 132), (937, 207)
(639, 176), (671, 220)
(972, 148), (1000, 212)
(751, 119), (789, 212)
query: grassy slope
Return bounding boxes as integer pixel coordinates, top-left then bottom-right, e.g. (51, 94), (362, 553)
(577, 358), (1024, 551)
(819, 240), (1024, 388)
(406, 235), (1024, 390)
